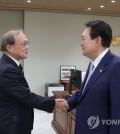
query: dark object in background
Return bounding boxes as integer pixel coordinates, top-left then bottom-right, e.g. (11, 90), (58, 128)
(69, 69), (82, 94)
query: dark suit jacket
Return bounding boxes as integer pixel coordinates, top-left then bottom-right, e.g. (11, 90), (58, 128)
(0, 53), (55, 134)
(67, 50), (120, 134)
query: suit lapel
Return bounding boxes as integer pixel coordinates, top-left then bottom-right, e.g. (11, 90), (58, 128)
(82, 63), (106, 95)
(79, 50), (113, 101)
(2, 53), (23, 73)
(2, 53), (19, 68)
(2, 53), (29, 87)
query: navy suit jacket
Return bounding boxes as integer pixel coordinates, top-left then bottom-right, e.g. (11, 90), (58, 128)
(0, 54), (55, 134)
(67, 51), (120, 134)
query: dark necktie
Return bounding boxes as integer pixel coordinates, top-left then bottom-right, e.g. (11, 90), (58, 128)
(19, 64), (23, 72)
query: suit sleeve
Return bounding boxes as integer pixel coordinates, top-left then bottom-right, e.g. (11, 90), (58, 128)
(67, 91), (80, 110)
(0, 67), (55, 113)
(109, 62), (120, 133)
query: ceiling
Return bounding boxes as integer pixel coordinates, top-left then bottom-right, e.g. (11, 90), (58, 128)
(0, 0), (120, 16)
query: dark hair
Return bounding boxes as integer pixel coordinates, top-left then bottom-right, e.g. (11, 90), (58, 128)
(0, 30), (23, 52)
(85, 20), (112, 48)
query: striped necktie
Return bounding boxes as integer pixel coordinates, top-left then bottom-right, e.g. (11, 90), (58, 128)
(82, 62), (94, 93)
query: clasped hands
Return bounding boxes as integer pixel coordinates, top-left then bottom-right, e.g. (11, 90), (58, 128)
(55, 99), (69, 112)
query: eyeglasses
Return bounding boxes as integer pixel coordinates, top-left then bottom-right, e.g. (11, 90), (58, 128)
(21, 41), (30, 47)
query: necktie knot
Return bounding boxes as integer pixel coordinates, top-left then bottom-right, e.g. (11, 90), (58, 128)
(89, 62), (94, 73)
(86, 62), (94, 82)
(19, 64), (23, 72)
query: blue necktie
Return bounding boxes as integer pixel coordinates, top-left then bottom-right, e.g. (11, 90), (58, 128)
(82, 62), (94, 93)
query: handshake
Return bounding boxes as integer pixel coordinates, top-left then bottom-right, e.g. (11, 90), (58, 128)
(55, 99), (69, 112)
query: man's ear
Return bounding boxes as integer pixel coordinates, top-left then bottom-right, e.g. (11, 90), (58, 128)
(96, 36), (102, 46)
(6, 44), (13, 53)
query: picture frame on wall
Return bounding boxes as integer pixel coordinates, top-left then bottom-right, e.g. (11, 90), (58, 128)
(60, 65), (76, 81)
(112, 36), (120, 46)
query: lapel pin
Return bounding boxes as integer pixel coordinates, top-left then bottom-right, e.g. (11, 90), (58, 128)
(100, 69), (102, 73)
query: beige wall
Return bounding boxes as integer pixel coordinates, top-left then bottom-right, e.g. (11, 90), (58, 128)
(24, 11), (120, 95)
(0, 10), (23, 38)
(0, 10), (24, 64)
(0, 10), (120, 96)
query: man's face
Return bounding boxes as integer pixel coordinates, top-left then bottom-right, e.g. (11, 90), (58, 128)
(80, 27), (98, 60)
(7, 32), (29, 60)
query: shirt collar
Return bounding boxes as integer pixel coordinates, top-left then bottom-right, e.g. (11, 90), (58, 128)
(5, 53), (20, 66)
(91, 48), (109, 69)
